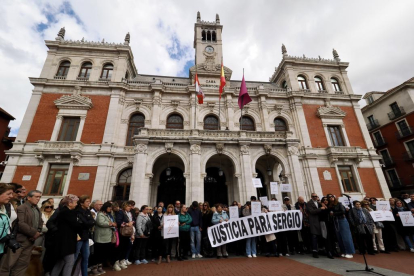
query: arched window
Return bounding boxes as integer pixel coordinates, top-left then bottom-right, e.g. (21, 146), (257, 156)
(166, 114), (183, 129)
(56, 61), (70, 77)
(126, 113), (145, 146)
(281, 80), (288, 89)
(207, 31), (211, 41)
(212, 31), (216, 42)
(297, 75), (308, 89)
(274, 118), (287, 131)
(113, 169), (132, 201)
(204, 115), (219, 130)
(240, 116), (255, 131)
(331, 78), (341, 92)
(100, 63), (113, 80)
(202, 30), (206, 41)
(314, 76), (325, 91)
(78, 62), (92, 78)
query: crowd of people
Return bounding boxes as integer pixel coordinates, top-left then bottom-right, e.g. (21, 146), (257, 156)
(0, 181), (413, 276)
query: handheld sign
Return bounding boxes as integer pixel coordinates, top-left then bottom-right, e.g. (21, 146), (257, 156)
(338, 196), (350, 208)
(270, 182), (278, 195)
(251, 202), (261, 216)
(260, 196), (269, 207)
(377, 201), (391, 211)
(370, 211), (395, 222)
(280, 184), (292, 193)
(268, 201), (283, 211)
(252, 178), (263, 188)
(229, 206), (239, 220)
(404, 198), (410, 204)
(163, 215), (179, 239)
(399, 211), (414, 227)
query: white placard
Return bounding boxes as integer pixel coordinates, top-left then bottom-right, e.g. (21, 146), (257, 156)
(280, 184), (292, 193)
(260, 197), (269, 207)
(338, 196), (350, 207)
(252, 178), (263, 188)
(370, 211), (395, 222)
(22, 175), (31, 181)
(229, 206), (239, 219)
(377, 201), (391, 211)
(251, 202), (262, 216)
(163, 215), (179, 239)
(399, 211), (414, 227)
(270, 182), (278, 195)
(268, 201), (283, 211)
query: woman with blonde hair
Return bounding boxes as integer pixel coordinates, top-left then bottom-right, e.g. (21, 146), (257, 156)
(115, 201), (134, 269)
(163, 204), (177, 263)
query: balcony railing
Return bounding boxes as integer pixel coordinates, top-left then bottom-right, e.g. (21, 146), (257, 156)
(98, 78), (110, 82)
(388, 106), (406, 120)
(396, 126), (414, 139)
(373, 137), (387, 147)
(366, 119), (380, 131)
(54, 75), (67, 80)
(318, 90), (328, 93)
(381, 156), (395, 167)
(76, 77), (89, 81)
(402, 150), (414, 161)
(335, 91), (344, 95)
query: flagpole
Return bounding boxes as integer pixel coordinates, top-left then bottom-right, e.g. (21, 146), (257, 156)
(194, 67), (197, 130)
(240, 68), (244, 132)
(219, 56), (223, 130)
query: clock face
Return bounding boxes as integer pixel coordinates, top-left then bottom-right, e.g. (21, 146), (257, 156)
(205, 46), (214, 53)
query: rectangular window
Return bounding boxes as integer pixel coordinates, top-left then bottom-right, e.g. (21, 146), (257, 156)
(58, 117), (80, 141)
(373, 131), (384, 146)
(397, 120), (408, 131)
(406, 140), (414, 159)
(367, 115), (375, 125)
(386, 169), (400, 187)
(390, 102), (400, 114)
(367, 96), (374, 104)
(379, 150), (393, 166)
(328, 126), (345, 146)
(338, 166), (358, 192)
(43, 164), (69, 196)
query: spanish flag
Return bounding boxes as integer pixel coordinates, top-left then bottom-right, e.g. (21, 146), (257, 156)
(195, 73), (204, 104)
(219, 63), (226, 98)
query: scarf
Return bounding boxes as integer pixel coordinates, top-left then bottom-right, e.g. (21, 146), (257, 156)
(356, 208), (366, 224)
(396, 207), (404, 211)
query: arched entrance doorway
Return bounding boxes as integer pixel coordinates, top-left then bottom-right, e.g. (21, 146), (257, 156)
(204, 167), (228, 206)
(256, 169), (268, 198)
(157, 167), (186, 206)
(113, 168), (132, 201)
(255, 154), (284, 199)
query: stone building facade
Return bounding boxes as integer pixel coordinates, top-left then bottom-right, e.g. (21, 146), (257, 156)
(361, 78), (414, 196)
(2, 13), (391, 206)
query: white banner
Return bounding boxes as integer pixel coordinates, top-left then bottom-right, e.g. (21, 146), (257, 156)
(260, 196), (269, 207)
(270, 182), (278, 195)
(370, 211), (395, 222)
(252, 178), (263, 188)
(280, 184), (292, 193)
(207, 210), (303, 247)
(251, 202), (262, 216)
(229, 206), (239, 220)
(268, 201), (283, 211)
(399, 212), (414, 227)
(163, 215), (179, 239)
(376, 201), (391, 212)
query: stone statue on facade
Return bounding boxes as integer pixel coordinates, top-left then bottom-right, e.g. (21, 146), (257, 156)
(124, 32), (130, 45)
(56, 27), (65, 41)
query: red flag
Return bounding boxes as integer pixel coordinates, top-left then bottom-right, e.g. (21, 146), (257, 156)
(238, 74), (252, 109)
(219, 63), (226, 98)
(195, 73), (204, 104)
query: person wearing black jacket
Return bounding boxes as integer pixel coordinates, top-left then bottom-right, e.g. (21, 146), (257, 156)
(152, 206), (165, 264)
(188, 201), (203, 259)
(201, 202), (214, 257)
(116, 202), (134, 266)
(75, 195), (95, 276)
(49, 195), (81, 276)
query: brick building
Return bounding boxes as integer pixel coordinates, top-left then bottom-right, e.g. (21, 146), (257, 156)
(0, 108), (15, 180)
(1, 12), (390, 205)
(362, 77), (414, 196)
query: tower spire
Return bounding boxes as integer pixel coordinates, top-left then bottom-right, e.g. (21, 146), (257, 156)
(124, 32), (130, 45)
(282, 44), (287, 56)
(333, 48), (340, 62)
(216, 13), (220, 24)
(197, 11), (201, 22)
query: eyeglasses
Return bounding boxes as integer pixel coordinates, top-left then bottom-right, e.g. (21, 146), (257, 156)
(16, 190), (23, 194)
(45, 206), (53, 209)
(311, 195), (317, 198)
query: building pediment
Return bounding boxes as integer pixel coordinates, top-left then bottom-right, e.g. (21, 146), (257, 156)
(189, 64), (232, 80)
(316, 105), (346, 119)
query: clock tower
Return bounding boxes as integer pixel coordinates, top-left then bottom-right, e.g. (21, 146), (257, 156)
(191, 12), (232, 81)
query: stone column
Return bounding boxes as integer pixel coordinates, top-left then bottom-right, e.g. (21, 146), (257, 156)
(91, 154), (112, 201)
(190, 92), (197, 129)
(259, 96), (270, 131)
(76, 116), (86, 141)
(151, 92), (162, 128)
(373, 160), (392, 199)
(290, 98), (312, 148)
(225, 95), (235, 130)
(15, 90), (42, 144)
(51, 115), (64, 141)
(130, 142), (150, 205)
(189, 143), (202, 202)
(239, 143), (255, 202)
(102, 91), (124, 144)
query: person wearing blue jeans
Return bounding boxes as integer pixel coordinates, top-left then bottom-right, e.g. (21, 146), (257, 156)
(75, 196), (95, 276)
(188, 201), (203, 258)
(246, 237), (257, 257)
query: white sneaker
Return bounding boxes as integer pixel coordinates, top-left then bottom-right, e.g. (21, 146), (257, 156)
(125, 260), (132, 265)
(113, 261), (121, 271)
(345, 254), (353, 259)
(119, 261), (127, 269)
(192, 253), (196, 259)
(252, 254), (257, 258)
(410, 248), (414, 253)
(341, 254), (345, 258)
(197, 254), (203, 258)
(247, 255), (252, 258)
(285, 253), (290, 257)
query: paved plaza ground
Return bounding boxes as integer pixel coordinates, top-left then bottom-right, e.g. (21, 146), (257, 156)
(104, 251), (413, 276)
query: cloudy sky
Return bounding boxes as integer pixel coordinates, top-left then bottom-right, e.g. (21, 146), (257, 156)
(1, 0), (413, 136)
